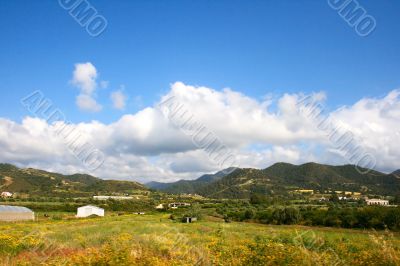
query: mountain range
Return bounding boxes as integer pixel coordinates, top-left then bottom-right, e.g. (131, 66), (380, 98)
(146, 168), (233, 194)
(0, 163), (146, 197)
(148, 163), (400, 198)
(2, 162), (399, 199)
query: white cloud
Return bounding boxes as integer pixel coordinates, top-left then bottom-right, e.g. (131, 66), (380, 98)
(110, 90), (127, 110)
(158, 82), (323, 147)
(71, 62), (97, 95)
(71, 62), (102, 112)
(3, 83), (400, 182)
(328, 89), (400, 171)
(76, 94), (102, 112)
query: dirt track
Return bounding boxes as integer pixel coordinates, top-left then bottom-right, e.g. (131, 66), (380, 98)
(0, 176), (13, 188)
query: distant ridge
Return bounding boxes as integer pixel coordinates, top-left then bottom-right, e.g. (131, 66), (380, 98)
(150, 162), (400, 198)
(2, 162), (399, 199)
(0, 163), (147, 197)
(146, 168), (234, 194)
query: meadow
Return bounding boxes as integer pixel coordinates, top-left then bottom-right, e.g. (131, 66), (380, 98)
(1, 213), (400, 265)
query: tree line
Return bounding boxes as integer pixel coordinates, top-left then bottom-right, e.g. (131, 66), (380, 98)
(218, 205), (400, 230)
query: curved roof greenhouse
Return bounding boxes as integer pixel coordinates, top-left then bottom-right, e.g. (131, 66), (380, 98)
(0, 205), (34, 221)
(0, 205), (33, 212)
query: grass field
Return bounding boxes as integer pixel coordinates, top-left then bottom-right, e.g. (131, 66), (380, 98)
(1, 213), (400, 265)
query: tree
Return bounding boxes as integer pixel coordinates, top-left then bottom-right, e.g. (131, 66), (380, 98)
(329, 193), (339, 203)
(250, 193), (267, 204)
(184, 203), (203, 219)
(272, 207), (301, 225)
(244, 209), (255, 220)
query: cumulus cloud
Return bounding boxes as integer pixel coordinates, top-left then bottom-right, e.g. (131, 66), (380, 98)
(110, 89), (127, 110)
(158, 82), (323, 147)
(72, 62), (97, 94)
(328, 89), (400, 171)
(2, 83), (400, 182)
(72, 62), (102, 112)
(76, 94), (102, 112)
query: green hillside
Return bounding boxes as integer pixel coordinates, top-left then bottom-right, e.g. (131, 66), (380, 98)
(149, 162), (400, 198)
(2, 162), (399, 199)
(196, 163), (400, 198)
(0, 163), (147, 196)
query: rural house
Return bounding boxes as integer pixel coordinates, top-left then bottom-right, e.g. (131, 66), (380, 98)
(76, 205), (105, 218)
(1, 192), (13, 198)
(366, 199), (389, 206)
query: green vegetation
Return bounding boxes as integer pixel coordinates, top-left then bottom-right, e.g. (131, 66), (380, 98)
(217, 201), (400, 230)
(0, 163), (147, 197)
(150, 162), (400, 198)
(0, 197), (155, 213)
(2, 162), (400, 264)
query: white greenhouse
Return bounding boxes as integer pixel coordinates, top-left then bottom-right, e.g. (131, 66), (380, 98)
(76, 205), (104, 218)
(0, 205), (35, 222)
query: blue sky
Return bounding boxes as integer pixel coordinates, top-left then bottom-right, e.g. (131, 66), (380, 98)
(0, 0), (399, 181)
(1, 0), (399, 123)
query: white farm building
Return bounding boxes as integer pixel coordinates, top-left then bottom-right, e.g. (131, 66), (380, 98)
(0, 205), (34, 221)
(77, 205), (104, 218)
(1, 192), (13, 198)
(93, 196), (134, 200)
(366, 199), (389, 206)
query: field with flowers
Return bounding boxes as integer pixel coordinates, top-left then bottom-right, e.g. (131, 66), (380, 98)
(1, 213), (400, 265)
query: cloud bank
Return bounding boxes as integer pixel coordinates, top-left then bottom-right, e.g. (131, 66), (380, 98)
(2, 82), (399, 182)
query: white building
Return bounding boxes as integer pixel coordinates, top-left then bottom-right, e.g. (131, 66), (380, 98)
(93, 196), (133, 200)
(182, 217), (197, 223)
(155, 203), (164, 209)
(366, 199), (389, 206)
(1, 192), (13, 198)
(168, 202), (191, 208)
(77, 205), (104, 218)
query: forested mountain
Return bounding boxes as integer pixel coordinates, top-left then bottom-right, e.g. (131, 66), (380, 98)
(0, 163), (147, 197)
(152, 163), (400, 198)
(2, 162), (399, 199)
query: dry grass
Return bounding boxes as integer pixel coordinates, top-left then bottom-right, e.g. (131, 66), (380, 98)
(0, 213), (399, 265)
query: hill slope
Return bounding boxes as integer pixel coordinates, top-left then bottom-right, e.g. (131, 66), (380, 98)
(196, 163), (400, 198)
(0, 163), (147, 196)
(149, 163), (400, 198)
